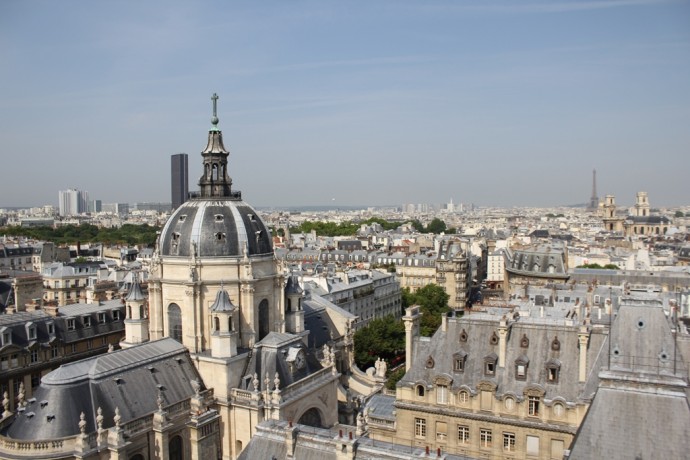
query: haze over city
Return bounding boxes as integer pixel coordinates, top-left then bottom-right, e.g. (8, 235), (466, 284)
(1, 0), (689, 209)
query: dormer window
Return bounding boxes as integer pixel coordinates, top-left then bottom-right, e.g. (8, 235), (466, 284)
(98, 312), (106, 324)
(26, 323), (37, 340)
(0, 327), (10, 347)
(83, 316), (91, 328)
(453, 351), (467, 373)
(47, 322), (54, 335)
(416, 385), (426, 397)
(515, 355), (529, 381)
(67, 318), (76, 331)
(545, 359), (561, 383)
(484, 353), (498, 376)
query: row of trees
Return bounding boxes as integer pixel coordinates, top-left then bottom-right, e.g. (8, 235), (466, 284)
(576, 263), (620, 270)
(290, 217), (455, 237)
(0, 223), (160, 246)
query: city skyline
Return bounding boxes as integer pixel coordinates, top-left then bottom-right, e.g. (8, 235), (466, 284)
(1, 0), (689, 209)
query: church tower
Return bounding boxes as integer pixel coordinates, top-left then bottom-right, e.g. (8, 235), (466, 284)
(121, 276), (149, 348)
(284, 273), (304, 334)
(633, 191), (650, 217)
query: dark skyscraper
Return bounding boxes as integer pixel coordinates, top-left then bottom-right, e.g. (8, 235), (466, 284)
(171, 153), (188, 210)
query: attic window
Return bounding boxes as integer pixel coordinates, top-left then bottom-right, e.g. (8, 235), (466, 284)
(215, 232), (226, 241)
(459, 329), (468, 342)
(114, 377), (123, 385)
(179, 215), (187, 222)
(484, 354), (498, 376)
(40, 400), (48, 408)
(426, 356), (435, 369)
(636, 318), (646, 330)
(551, 336), (561, 351)
(25, 412), (34, 418)
(520, 334), (529, 348)
(47, 415), (55, 422)
(489, 332), (499, 345)
(157, 384), (165, 390)
(214, 214), (224, 222)
(147, 366), (156, 373)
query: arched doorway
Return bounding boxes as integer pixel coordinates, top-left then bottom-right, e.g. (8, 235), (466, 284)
(258, 299), (269, 341)
(169, 435), (183, 460)
(168, 304), (183, 343)
(298, 407), (323, 428)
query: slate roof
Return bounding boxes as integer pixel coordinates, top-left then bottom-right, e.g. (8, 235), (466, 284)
(159, 199), (273, 258)
(400, 313), (607, 405)
(568, 301), (690, 459)
(4, 338), (201, 440)
(241, 332), (322, 391)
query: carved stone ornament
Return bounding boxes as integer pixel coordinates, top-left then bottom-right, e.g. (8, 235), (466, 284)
(459, 329), (468, 342)
(425, 356), (435, 369)
(520, 334), (529, 348)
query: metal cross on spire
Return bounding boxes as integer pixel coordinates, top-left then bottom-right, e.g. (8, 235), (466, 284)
(211, 93), (220, 128)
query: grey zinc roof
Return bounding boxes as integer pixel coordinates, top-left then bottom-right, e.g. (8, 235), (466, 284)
(210, 288), (236, 312)
(569, 378), (690, 460)
(400, 314), (606, 404)
(159, 199), (273, 258)
(124, 279), (145, 301)
(5, 338), (201, 440)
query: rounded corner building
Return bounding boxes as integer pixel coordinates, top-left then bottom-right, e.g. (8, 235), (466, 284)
(149, 93), (285, 354)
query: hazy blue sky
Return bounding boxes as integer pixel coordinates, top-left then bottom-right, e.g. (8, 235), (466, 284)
(1, 0), (689, 209)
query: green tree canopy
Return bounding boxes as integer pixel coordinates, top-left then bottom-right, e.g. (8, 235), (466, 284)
(0, 223), (160, 246)
(353, 316), (405, 370)
(426, 218), (447, 234)
(402, 284), (450, 337)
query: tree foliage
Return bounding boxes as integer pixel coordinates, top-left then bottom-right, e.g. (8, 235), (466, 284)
(576, 263), (620, 270)
(402, 284), (450, 337)
(353, 316), (405, 371)
(0, 223), (160, 246)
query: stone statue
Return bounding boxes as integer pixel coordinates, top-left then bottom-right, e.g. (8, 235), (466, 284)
(252, 373), (260, 393)
(377, 358), (387, 377)
(96, 407), (104, 431)
(17, 382), (25, 409)
(78, 412), (87, 434)
(273, 372), (281, 391)
(113, 407), (121, 428)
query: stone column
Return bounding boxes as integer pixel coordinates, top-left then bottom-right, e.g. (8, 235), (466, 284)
(402, 305), (421, 372)
(578, 326), (590, 383)
(498, 317), (508, 368)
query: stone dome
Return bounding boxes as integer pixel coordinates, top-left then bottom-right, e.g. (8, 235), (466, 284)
(158, 94), (273, 259)
(159, 198), (273, 258)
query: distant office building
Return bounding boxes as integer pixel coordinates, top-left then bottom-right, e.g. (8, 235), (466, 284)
(91, 199), (102, 213)
(171, 153), (189, 210)
(101, 203), (129, 216)
(133, 202), (172, 213)
(58, 188), (88, 216)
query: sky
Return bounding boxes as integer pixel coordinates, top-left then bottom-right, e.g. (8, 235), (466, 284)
(1, 0), (689, 209)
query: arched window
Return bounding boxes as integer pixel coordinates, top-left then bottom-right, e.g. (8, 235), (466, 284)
(298, 407), (323, 428)
(168, 304), (183, 343)
(139, 305), (144, 319)
(417, 385), (426, 397)
(214, 316), (220, 332)
(258, 299), (270, 341)
(169, 435), (183, 460)
(127, 306), (132, 319)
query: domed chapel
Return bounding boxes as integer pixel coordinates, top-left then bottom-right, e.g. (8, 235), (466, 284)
(145, 94), (340, 457)
(0, 95), (339, 460)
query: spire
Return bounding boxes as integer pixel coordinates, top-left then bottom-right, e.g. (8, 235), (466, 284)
(211, 93), (220, 131)
(198, 93), (234, 198)
(125, 274), (145, 302)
